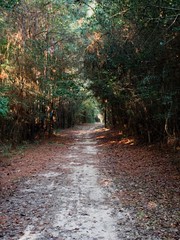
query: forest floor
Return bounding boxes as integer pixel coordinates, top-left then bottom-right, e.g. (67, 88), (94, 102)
(0, 124), (179, 240)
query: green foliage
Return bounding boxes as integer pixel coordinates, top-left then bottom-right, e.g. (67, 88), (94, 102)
(0, 0), (19, 10)
(0, 143), (12, 157)
(0, 0), (102, 142)
(80, 97), (101, 123)
(84, 0), (180, 141)
(0, 97), (9, 117)
(0, 0), (179, 143)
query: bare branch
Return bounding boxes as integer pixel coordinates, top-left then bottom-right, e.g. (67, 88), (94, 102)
(167, 14), (180, 30)
(110, 9), (128, 19)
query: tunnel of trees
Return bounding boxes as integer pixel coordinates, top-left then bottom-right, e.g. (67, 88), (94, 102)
(0, 0), (179, 145)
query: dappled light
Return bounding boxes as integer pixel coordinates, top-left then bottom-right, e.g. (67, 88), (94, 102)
(0, 0), (179, 239)
(94, 125), (180, 239)
(118, 138), (135, 146)
(95, 127), (136, 147)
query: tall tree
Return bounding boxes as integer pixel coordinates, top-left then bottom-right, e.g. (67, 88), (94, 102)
(84, 0), (180, 143)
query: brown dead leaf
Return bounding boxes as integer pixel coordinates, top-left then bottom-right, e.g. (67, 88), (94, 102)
(147, 201), (158, 210)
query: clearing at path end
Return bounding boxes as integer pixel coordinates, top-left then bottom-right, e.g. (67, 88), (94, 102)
(0, 124), (179, 239)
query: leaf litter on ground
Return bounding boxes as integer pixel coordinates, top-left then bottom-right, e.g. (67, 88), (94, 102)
(0, 124), (179, 239)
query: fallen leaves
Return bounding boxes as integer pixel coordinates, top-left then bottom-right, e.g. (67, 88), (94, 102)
(147, 201), (158, 210)
(94, 127), (180, 240)
(0, 125), (179, 239)
(0, 131), (73, 198)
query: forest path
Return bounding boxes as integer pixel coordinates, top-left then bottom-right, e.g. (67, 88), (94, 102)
(0, 124), (137, 240)
(1, 124), (179, 239)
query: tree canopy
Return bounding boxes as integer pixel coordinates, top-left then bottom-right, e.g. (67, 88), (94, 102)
(0, 0), (179, 144)
(84, 0), (180, 143)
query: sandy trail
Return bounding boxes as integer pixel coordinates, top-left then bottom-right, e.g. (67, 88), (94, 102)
(0, 124), (137, 240)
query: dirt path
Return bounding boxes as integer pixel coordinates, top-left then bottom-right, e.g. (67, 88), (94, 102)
(0, 124), (137, 240)
(0, 124), (179, 240)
